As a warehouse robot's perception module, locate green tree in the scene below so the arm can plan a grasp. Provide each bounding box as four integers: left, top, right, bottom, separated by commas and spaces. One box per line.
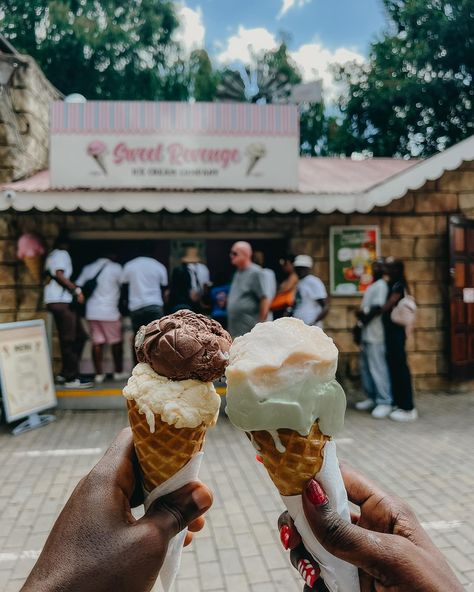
189, 49, 217, 101
335, 0, 474, 156
0, 0, 182, 100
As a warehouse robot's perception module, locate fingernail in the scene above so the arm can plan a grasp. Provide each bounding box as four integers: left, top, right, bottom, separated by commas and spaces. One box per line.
297, 558, 320, 588
192, 487, 212, 512
279, 524, 291, 550
306, 479, 328, 506
256, 454, 263, 464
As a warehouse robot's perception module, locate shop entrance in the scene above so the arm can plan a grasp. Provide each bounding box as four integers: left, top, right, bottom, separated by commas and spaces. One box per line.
68, 234, 288, 377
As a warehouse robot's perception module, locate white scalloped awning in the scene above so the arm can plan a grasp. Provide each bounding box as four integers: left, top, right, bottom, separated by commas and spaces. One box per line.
1, 135, 473, 213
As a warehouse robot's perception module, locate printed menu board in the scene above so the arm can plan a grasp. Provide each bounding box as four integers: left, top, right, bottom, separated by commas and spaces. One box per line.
0, 320, 56, 422
330, 226, 380, 296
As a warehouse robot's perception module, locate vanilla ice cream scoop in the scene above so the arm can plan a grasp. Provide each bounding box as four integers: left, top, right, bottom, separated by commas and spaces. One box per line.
225, 318, 346, 436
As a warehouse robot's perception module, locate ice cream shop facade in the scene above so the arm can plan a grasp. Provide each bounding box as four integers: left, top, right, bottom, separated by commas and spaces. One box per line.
1, 101, 474, 393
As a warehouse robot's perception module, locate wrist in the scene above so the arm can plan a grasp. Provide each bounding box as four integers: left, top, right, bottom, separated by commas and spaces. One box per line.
73, 287, 82, 296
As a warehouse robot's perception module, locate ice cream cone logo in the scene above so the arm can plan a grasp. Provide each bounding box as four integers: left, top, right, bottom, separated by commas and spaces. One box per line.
87, 140, 108, 174
245, 143, 266, 175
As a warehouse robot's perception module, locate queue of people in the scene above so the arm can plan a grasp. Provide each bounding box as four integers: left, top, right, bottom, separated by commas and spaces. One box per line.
355, 257, 418, 422
44, 237, 332, 387
45, 234, 416, 421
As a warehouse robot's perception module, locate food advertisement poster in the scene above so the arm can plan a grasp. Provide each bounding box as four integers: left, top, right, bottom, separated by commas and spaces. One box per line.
0, 320, 56, 422
329, 226, 380, 296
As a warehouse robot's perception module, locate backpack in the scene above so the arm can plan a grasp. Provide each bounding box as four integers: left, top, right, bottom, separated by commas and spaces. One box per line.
81, 263, 107, 299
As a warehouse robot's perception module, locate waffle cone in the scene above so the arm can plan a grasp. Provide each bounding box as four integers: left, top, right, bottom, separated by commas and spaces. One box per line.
250, 422, 331, 496
127, 400, 207, 492
24, 256, 43, 283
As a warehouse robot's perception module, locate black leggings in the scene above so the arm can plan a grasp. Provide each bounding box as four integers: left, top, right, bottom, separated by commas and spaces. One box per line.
385, 324, 414, 411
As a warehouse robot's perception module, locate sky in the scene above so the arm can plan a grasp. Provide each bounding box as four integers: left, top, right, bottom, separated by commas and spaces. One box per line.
172, 0, 388, 102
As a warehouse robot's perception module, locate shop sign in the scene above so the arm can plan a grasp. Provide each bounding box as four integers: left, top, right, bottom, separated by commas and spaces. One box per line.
50, 102, 299, 190
329, 226, 380, 296
0, 320, 56, 422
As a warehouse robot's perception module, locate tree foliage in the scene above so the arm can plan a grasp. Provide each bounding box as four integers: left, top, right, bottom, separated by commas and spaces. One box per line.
1, 0, 182, 99
335, 0, 474, 156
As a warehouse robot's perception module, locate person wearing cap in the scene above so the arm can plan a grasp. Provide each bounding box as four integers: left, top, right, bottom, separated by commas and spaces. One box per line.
292, 255, 329, 328
169, 245, 210, 313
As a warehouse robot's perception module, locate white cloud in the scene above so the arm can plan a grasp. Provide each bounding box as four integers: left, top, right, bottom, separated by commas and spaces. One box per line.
216, 25, 366, 104
277, 0, 311, 19
173, 3, 205, 55
216, 26, 278, 65
290, 43, 365, 102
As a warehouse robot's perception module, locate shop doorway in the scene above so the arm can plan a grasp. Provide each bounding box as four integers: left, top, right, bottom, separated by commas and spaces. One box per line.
69, 235, 288, 377
449, 216, 474, 380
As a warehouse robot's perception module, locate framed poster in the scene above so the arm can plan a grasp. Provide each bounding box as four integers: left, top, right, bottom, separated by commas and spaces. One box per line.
0, 320, 56, 422
329, 226, 380, 296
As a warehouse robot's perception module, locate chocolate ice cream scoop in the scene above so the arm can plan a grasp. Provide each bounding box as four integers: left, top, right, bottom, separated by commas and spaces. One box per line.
135, 310, 232, 382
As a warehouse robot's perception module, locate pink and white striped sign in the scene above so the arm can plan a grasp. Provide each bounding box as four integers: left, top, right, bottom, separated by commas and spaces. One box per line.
50, 101, 299, 190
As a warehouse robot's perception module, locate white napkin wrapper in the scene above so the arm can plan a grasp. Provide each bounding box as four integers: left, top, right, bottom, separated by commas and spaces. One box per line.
282, 440, 360, 592
144, 451, 204, 592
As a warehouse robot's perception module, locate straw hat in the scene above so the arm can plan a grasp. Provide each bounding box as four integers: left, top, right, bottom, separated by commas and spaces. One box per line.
181, 246, 201, 264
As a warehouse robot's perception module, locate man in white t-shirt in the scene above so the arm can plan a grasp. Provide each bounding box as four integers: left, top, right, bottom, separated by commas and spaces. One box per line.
292, 255, 329, 328
121, 244, 168, 338
253, 251, 277, 320
76, 255, 126, 384
44, 235, 92, 389
355, 259, 393, 418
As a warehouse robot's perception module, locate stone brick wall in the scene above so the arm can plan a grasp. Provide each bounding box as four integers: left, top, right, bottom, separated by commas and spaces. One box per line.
0, 52, 62, 183
1, 161, 473, 390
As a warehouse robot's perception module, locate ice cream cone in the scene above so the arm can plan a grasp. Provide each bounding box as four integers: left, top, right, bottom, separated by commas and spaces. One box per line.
24, 255, 43, 283
127, 400, 207, 492
246, 155, 261, 175
250, 422, 330, 496
92, 154, 107, 174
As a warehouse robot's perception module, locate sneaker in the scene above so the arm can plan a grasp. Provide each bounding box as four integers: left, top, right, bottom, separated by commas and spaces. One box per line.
371, 404, 393, 419
64, 378, 94, 389
95, 374, 106, 384
55, 374, 66, 385
355, 399, 375, 411
389, 408, 418, 422
113, 372, 129, 381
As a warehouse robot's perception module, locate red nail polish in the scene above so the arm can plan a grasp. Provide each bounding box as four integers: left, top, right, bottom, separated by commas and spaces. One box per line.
306, 479, 328, 506
279, 524, 291, 550
256, 454, 263, 464
297, 558, 320, 587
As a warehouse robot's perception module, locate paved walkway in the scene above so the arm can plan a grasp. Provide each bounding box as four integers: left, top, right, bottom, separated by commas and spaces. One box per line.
0, 392, 473, 591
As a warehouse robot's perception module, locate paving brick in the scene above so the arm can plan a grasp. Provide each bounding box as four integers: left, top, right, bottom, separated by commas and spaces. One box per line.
1, 397, 473, 591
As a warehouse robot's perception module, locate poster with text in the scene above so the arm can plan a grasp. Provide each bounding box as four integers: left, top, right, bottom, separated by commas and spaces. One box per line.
0, 321, 56, 422
330, 226, 380, 296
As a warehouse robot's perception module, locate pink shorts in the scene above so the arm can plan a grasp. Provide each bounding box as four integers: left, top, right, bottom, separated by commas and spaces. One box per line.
89, 320, 122, 345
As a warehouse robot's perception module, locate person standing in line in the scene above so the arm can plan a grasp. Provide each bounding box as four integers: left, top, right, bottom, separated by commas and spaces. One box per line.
227, 241, 269, 338
169, 245, 210, 313
44, 234, 92, 389
271, 254, 299, 319
355, 259, 393, 418
383, 258, 417, 422
253, 250, 277, 320
76, 254, 127, 384
292, 255, 329, 328
121, 243, 168, 338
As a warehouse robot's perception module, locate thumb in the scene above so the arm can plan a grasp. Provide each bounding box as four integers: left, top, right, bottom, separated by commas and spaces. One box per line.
302, 479, 403, 576
141, 481, 213, 544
